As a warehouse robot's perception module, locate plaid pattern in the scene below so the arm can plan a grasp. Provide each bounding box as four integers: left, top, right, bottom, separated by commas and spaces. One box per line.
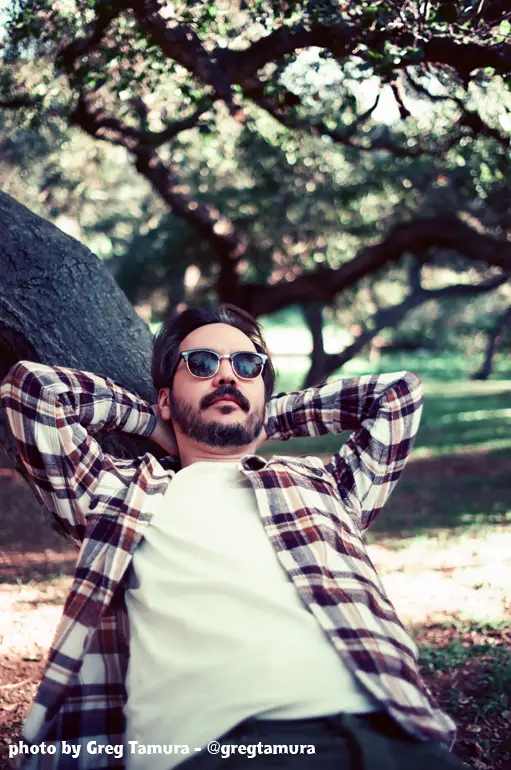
1, 362, 456, 769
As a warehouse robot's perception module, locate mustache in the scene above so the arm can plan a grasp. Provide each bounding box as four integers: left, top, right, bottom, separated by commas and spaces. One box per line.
200, 384, 250, 413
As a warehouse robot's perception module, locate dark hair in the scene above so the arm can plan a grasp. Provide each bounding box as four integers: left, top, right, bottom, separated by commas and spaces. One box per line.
151, 304, 276, 401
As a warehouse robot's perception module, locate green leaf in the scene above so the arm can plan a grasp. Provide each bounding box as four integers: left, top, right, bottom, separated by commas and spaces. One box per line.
499, 20, 510, 36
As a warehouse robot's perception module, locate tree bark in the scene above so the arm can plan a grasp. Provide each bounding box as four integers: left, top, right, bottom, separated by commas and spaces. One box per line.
0, 190, 157, 473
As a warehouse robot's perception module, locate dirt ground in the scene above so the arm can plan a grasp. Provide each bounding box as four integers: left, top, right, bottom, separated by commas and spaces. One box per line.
1, 456, 510, 769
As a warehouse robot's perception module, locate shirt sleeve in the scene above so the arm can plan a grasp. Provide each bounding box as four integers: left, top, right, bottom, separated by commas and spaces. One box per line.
0, 361, 157, 540
265, 371, 423, 531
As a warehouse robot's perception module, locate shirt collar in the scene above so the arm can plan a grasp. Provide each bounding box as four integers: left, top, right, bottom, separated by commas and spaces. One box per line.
241, 454, 268, 471
159, 453, 268, 473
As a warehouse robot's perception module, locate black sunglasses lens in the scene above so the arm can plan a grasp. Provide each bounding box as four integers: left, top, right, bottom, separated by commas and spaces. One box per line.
187, 351, 219, 377
233, 353, 263, 378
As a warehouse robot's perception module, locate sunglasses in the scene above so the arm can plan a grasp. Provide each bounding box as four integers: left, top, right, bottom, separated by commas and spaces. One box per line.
179, 349, 268, 380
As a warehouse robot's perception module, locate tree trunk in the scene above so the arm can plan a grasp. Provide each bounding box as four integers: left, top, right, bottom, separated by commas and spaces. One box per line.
472, 305, 511, 380
301, 303, 328, 388
0, 190, 157, 475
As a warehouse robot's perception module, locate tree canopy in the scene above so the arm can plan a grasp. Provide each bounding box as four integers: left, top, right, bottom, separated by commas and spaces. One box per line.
1, 0, 510, 381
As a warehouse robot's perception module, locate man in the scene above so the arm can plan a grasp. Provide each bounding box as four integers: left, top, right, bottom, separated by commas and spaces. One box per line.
1, 304, 465, 770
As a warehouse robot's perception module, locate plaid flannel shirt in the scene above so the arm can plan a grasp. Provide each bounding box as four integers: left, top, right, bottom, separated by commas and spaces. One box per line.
1, 361, 456, 769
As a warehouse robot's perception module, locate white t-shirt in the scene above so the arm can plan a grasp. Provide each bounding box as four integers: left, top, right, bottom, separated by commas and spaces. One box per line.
124, 461, 378, 769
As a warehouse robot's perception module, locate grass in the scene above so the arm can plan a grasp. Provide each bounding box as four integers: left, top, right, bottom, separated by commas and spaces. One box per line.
418, 623, 511, 721
367, 446, 511, 538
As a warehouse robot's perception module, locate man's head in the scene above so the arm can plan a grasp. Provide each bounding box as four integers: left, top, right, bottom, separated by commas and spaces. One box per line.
151, 305, 275, 450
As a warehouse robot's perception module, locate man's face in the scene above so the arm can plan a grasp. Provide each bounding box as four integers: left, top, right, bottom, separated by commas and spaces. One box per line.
168, 323, 267, 448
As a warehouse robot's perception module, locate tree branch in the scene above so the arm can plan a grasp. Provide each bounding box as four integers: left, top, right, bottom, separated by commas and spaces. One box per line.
472, 303, 511, 379
360, 30, 511, 76
147, 100, 213, 147
215, 24, 511, 84
134, 146, 246, 297
71, 92, 245, 297
57, 2, 122, 73
459, 106, 510, 150
421, 35, 511, 76
405, 70, 510, 150
0, 95, 42, 109
71, 92, 212, 149
71, 94, 144, 148
301, 302, 327, 387
242, 217, 511, 316
319, 273, 508, 381
247, 87, 436, 158
390, 77, 412, 119
215, 22, 356, 84
128, 0, 240, 116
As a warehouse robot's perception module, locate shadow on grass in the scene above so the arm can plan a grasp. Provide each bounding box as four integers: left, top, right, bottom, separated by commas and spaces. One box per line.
418, 385, 511, 453
413, 619, 511, 770
368, 447, 511, 539
0, 470, 77, 584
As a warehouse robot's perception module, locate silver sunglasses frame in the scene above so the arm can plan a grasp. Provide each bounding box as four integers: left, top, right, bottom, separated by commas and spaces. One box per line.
179, 349, 268, 380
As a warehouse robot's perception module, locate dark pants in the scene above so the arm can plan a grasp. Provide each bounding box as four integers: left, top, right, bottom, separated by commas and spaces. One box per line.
179, 712, 467, 769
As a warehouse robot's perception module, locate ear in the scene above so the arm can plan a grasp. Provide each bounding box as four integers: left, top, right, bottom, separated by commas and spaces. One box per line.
157, 387, 171, 421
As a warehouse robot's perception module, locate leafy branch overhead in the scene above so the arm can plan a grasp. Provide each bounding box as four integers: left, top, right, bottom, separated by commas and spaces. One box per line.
1, 0, 511, 380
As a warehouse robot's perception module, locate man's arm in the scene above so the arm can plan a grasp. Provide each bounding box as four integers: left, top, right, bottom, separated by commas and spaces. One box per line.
265, 372, 423, 531
0, 361, 158, 540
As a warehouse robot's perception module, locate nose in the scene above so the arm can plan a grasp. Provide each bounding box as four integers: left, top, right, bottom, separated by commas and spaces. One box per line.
212, 356, 238, 387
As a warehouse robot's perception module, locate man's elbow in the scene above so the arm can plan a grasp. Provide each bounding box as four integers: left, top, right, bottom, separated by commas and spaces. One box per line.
1, 361, 42, 402
403, 371, 423, 393
397, 372, 424, 411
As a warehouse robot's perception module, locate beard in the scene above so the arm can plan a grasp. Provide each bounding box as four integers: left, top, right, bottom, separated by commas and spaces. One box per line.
169, 391, 265, 448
